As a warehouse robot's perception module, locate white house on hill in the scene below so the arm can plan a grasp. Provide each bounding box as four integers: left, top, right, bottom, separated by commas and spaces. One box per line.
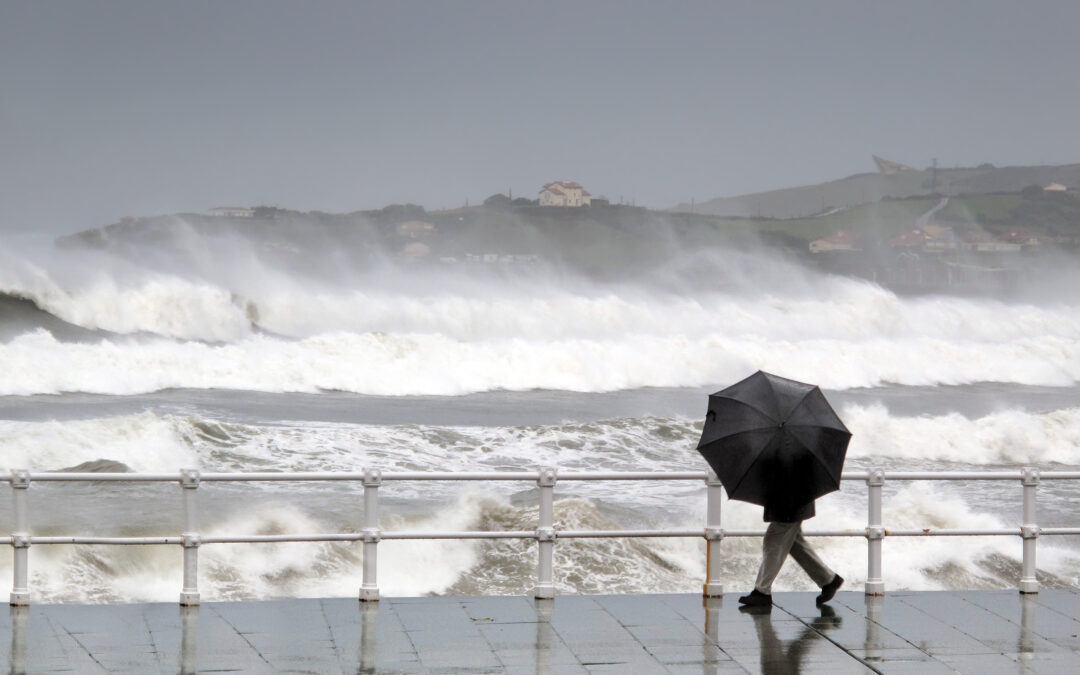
539, 181, 591, 207
209, 206, 255, 217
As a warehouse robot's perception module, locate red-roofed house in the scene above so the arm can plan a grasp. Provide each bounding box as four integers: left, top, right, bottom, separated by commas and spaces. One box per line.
809, 230, 860, 253
889, 229, 928, 248
961, 230, 1021, 253
539, 181, 591, 207
1002, 228, 1042, 250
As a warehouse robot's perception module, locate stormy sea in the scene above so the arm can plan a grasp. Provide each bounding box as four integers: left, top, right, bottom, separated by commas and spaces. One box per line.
2, 215, 1079, 604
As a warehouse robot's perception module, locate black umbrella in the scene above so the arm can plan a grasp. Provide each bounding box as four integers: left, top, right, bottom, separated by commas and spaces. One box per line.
697, 371, 851, 516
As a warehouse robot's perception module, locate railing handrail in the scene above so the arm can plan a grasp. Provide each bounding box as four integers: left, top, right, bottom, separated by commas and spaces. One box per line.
4, 466, 1078, 606
8, 469, 1080, 482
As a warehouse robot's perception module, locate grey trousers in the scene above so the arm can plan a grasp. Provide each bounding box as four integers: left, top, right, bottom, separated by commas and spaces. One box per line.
753, 521, 836, 594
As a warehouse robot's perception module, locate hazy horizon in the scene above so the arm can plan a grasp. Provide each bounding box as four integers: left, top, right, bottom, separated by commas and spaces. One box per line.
4, 0, 1080, 235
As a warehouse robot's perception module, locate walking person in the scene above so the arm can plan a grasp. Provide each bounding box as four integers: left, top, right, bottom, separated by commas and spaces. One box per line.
738, 499, 843, 608
696, 371, 851, 608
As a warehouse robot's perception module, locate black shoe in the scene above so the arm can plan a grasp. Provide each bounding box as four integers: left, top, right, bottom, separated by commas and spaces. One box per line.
738, 589, 772, 607
816, 575, 843, 605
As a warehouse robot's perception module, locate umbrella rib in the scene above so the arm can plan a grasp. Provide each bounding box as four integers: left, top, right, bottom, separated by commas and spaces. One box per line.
790, 387, 851, 433
787, 388, 815, 419
786, 432, 843, 486
711, 394, 779, 424
726, 440, 773, 500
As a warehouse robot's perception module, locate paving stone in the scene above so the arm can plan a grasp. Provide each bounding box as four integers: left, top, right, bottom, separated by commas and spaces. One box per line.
5, 592, 1080, 672
847, 646, 953, 668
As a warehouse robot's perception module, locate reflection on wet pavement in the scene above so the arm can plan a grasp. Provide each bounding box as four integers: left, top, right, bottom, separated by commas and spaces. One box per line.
3, 590, 1080, 672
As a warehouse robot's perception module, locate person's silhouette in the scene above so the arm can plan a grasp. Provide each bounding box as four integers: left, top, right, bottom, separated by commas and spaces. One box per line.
738, 500, 843, 607
741, 603, 842, 673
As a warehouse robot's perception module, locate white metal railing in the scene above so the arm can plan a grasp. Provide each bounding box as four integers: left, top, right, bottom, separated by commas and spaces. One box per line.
4, 467, 1080, 606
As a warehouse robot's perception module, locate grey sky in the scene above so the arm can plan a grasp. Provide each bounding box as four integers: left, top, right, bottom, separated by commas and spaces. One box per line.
3, 0, 1080, 234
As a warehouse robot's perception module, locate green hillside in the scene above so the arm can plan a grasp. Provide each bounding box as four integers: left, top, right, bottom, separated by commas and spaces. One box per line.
753, 199, 936, 240
683, 163, 1080, 220
696, 191, 1080, 245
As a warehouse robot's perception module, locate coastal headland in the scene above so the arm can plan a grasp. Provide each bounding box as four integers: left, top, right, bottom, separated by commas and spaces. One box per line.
55, 161, 1080, 295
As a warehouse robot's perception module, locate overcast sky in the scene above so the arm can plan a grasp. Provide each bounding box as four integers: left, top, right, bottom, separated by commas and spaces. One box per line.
3, 1, 1080, 234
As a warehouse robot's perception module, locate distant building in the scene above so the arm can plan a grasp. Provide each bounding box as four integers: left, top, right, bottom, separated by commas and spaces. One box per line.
890, 229, 929, 248
396, 221, 436, 238
1002, 228, 1042, 250
1044, 183, 1069, 192
539, 181, 591, 207
922, 225, 960, 253
960, 231, 1021, 253
209, 207, 254, 217
809, 230, 860, 253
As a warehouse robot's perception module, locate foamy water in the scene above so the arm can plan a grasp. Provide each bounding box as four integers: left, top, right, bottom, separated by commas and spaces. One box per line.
2, 282, 1080, 396
1, 231, 1078, 602
1, 403, 1078, 603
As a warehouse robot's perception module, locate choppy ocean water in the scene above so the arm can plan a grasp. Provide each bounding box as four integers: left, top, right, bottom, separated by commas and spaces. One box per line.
2, 225, 1079, 602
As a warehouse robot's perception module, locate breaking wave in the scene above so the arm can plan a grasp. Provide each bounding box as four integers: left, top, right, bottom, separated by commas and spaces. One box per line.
4, 220, 1079, 604
4, 232, 1080, 395
1, 403, 1078, 603
5, 405, 1080, 478
2, 322, 1079, 396
3, 487, 1077, 604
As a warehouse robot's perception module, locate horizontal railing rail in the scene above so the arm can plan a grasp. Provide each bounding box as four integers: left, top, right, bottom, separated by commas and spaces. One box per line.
4, 467, 1079, 605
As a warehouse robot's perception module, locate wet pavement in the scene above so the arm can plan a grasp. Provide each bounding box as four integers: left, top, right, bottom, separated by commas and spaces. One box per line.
2, 590, 1079, 673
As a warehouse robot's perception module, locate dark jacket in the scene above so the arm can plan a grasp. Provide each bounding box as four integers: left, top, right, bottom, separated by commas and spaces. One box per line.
764, 500, 815, 523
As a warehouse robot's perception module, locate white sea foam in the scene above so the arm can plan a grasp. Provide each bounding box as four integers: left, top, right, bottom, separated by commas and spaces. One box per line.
0, 254, 253, 341
5, 240, 1080, 395
2, 324, 1080, 397
3, 404, 1078, 479
3, 404, 1078, 601
4, 233, 1079, 602
845, 404, 1080, 464
0, 411, 198, 472
3, 482, 1076, 603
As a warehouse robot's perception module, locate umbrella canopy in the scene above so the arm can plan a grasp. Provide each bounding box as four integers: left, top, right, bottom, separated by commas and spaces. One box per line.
697, 371, 851, 516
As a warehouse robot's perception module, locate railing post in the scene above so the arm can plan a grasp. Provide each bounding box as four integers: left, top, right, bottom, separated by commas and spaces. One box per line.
1019, 467, 1040, 594
9, 470, 30, 606
703, 470, 724, 597
533, 466, 557, 599
10, 605, 27, 672
865, 469, 885, 596
360, 469, 381, 602
360, 602, 379, 671
179, 469, 200, 606
180, 605, 198, 674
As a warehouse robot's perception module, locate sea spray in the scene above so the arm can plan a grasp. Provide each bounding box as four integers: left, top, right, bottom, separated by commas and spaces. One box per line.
844, 404, 1080, 465
0, 411, 198, 472
2, 406, 1078, 602
1, 485, 1075, 604
3, 328, 1080, 397
4, 237, 1080, 396
3, 405, 1079, 478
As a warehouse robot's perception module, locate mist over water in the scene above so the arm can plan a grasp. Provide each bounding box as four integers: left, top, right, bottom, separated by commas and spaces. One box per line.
3, 221, 1080, 396
1, 220, 1079, 602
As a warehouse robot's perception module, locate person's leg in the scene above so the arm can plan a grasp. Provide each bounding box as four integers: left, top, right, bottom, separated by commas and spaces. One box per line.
788, 526, 836, 587
788, 525, 844, 604
753, 522, 801, 594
